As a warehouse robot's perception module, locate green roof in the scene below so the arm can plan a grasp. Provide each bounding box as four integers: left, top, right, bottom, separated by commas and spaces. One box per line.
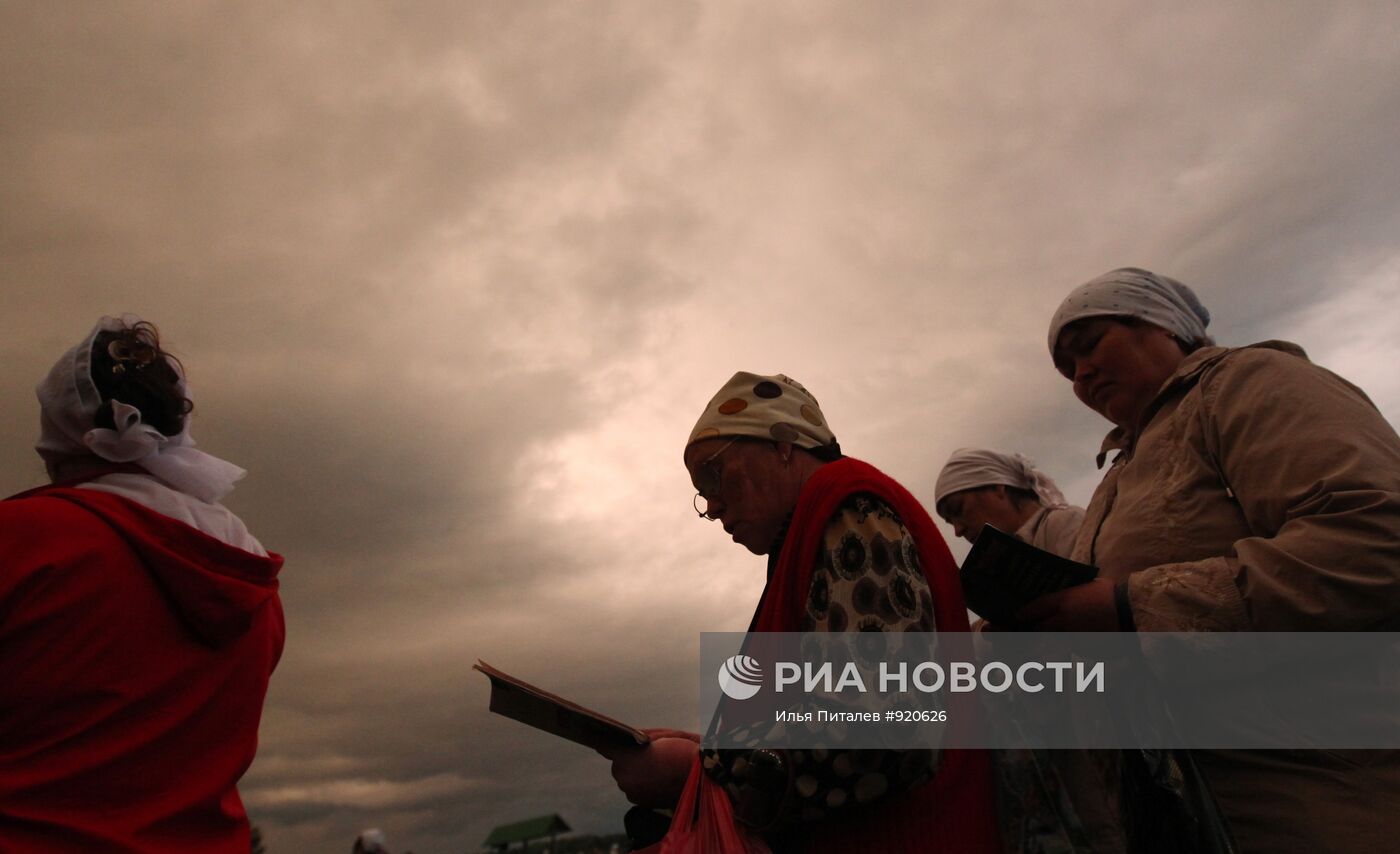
483, 814, 571, 846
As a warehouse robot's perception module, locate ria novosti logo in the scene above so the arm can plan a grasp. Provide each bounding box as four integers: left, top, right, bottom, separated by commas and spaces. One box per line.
717, 654, 763, 700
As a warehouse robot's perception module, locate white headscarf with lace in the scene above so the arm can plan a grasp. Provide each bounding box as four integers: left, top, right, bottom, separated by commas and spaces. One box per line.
35, 316, 245, 503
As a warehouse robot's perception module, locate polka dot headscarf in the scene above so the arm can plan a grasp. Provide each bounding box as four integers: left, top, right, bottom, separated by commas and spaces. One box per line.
687, 372, 837, 452
1047, 267, 1212, 357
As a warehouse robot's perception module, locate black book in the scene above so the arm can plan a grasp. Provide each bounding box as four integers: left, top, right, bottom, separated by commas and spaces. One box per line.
959, 525, 1098, 625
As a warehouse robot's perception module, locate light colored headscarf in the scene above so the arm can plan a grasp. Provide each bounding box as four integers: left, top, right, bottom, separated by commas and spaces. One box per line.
687, 371, 837, 451
1047, 267, 1213, 356
35, 316, 246, 503
934, 447, 1068, 510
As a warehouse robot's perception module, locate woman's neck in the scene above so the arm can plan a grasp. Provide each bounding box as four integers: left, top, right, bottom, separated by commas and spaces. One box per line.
47, 456, 144, 486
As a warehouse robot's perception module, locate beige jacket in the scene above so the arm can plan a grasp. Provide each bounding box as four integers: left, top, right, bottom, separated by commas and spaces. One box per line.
1073, 340, 1400, 631
1072, 341, 1400, 853
1016, 504, 1085, 559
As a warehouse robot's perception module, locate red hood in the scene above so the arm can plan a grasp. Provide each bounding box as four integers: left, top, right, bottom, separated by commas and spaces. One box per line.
22, 486, 283, 648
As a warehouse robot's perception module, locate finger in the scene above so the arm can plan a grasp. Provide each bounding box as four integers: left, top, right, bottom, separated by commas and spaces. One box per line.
1014, 589, 1066, 625
609, 760, 633, 786
1028, 602, 1081, 631
642, 728, 697, 741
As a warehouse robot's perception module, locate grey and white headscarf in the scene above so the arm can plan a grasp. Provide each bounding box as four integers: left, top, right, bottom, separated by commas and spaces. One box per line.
934, 447, 1068, 510
1047, 267, 1213, 356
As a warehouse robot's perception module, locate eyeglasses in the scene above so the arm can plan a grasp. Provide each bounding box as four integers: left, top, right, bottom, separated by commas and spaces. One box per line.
691, 438, 738, 520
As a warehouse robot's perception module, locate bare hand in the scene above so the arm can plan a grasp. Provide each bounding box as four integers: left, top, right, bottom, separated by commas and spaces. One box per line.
602, 737, 697, 808
594, 728, 698, 762
641, 728, 700, 743
1014, 579, 1123, 631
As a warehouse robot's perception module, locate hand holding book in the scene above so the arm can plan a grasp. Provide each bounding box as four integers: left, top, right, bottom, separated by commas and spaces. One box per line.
473, 660, 650, 752
958, 525, 1099, 627
1013, 577, 1124, 631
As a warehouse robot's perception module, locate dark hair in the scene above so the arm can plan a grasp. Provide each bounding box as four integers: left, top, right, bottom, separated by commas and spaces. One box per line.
701, 435, 844, 463
89, 321, 193, 437
948, 484, 1041, 512
1116, 315, 1214, 355
1177, 335, 1214, 355
1005, 485, 1041, 508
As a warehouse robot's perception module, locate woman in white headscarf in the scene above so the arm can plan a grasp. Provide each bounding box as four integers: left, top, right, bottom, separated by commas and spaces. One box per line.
0, 317, 284, 853
935, 449, 1125, 854
934, 447, 1084, 556
1021, 268, 1400, 854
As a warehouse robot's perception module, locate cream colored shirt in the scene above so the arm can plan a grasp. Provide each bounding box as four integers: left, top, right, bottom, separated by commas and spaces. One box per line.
1015, 504, 1085, 559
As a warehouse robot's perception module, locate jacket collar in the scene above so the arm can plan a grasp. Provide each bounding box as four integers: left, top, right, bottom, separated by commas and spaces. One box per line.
1094, 340, 1309, 468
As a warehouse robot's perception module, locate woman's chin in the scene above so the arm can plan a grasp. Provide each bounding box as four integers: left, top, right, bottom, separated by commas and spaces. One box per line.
1099, 400, 1133, 430
735, 532, 766, 555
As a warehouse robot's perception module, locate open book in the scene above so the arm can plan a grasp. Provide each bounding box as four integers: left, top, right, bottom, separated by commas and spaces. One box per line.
958, 525, 1098, 625
474, 660, 650, 752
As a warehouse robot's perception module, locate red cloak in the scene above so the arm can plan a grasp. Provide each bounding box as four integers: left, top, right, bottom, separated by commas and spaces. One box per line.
751, 457, 1000, 854
0, 484, 284, 852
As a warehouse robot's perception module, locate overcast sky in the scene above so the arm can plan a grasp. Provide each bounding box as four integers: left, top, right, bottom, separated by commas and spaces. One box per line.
5, 3, 1400, 852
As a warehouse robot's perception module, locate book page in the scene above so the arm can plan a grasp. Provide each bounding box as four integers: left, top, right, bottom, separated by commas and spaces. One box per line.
474, 660, 650, 752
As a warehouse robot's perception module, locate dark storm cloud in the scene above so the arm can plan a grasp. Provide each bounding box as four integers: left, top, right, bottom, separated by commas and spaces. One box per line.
6, 2, 1400, 852
3, 2, 703, 850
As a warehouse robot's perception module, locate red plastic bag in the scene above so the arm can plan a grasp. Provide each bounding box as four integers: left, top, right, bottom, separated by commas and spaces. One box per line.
657, 756, 772, 854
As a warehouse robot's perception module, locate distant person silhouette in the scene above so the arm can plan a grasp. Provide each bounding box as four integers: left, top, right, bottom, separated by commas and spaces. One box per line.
353, 828, 389, 853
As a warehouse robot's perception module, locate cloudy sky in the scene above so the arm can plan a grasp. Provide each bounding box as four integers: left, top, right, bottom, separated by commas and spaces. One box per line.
5, 2, 1400, 851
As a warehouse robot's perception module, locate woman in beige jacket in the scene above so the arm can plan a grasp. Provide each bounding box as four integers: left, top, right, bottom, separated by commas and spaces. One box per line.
1020, 267, 1400, 853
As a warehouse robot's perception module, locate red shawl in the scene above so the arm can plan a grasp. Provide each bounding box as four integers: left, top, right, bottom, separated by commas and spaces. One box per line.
0, 485, 283, 853
751, 457, 1000, 854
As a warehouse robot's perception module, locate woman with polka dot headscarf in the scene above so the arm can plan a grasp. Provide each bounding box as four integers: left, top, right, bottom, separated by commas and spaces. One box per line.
1024, 268, 1400, 853
600, 372, 1000, 854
